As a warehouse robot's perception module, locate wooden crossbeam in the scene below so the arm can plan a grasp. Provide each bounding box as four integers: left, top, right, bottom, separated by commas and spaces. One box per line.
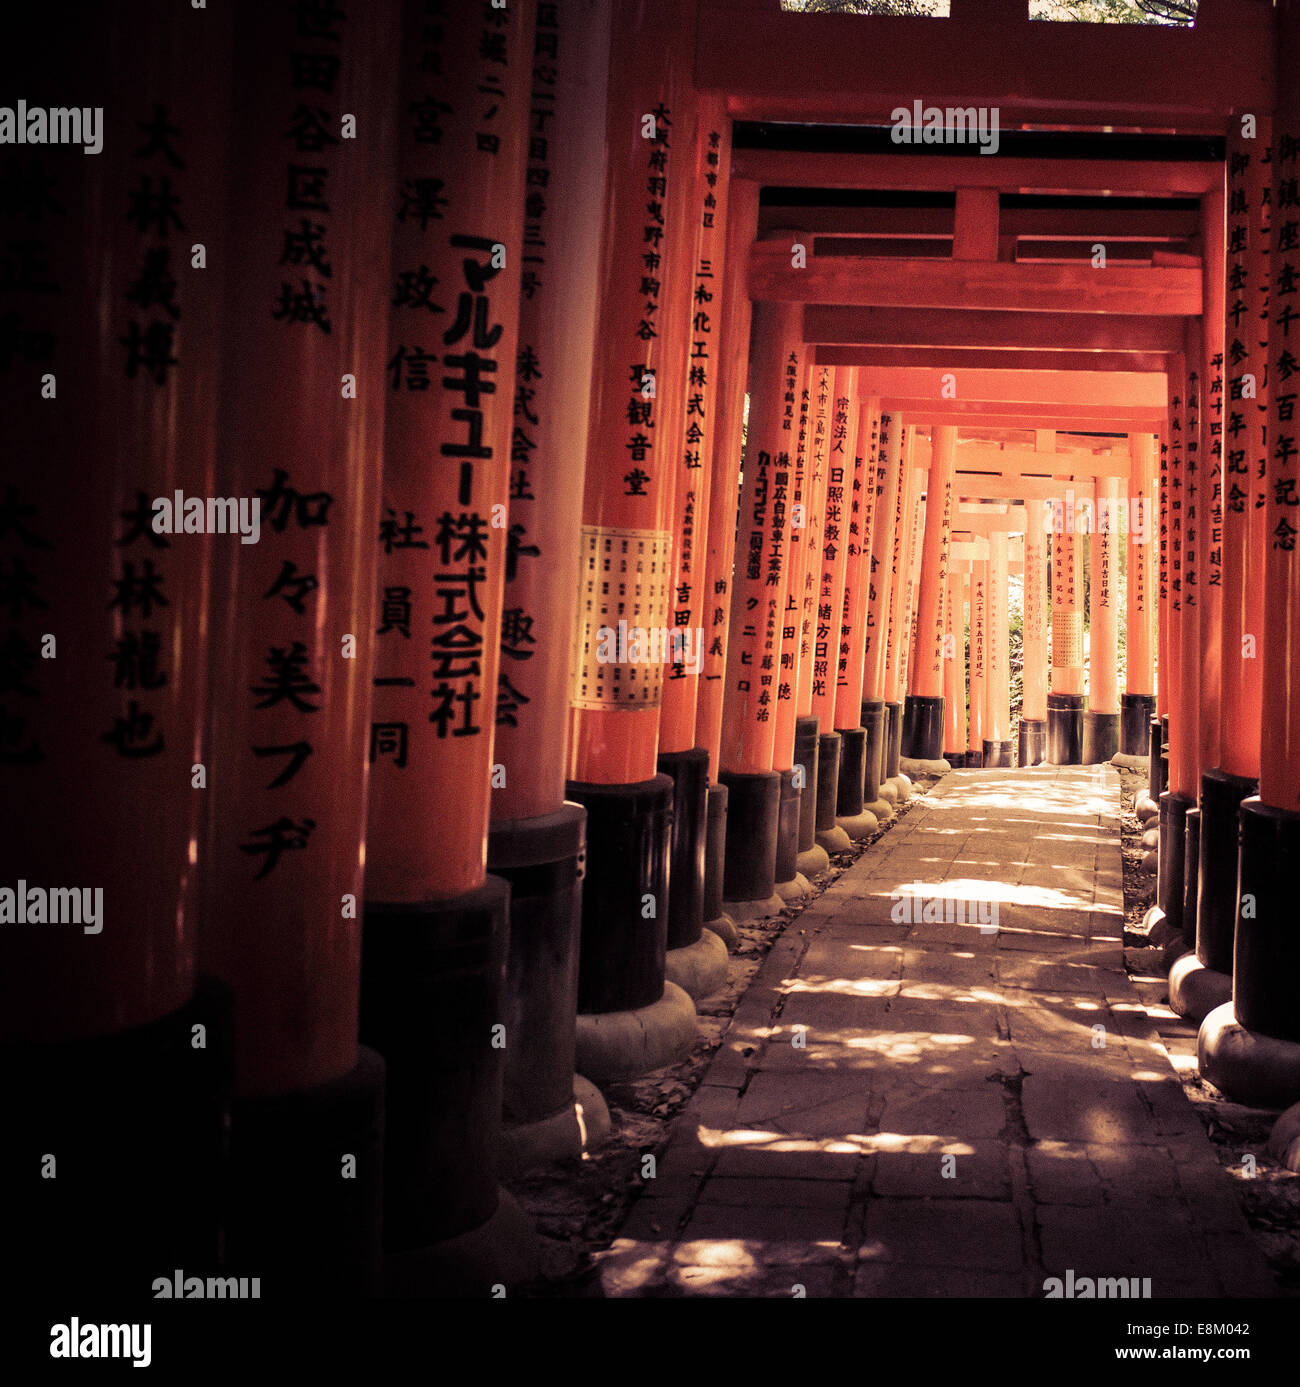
759, 206, 1198, 242
882, 400, 1164, 428
816, 347, 1170, 374
864, 368, 1164, 407
751, 245, 1202, 315
805, 306, 1185, 352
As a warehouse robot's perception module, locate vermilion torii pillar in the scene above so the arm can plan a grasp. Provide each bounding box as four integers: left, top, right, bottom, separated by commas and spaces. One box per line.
718, 301, 803, 915
1175, 118, 1271, 1025
790, 360, 832, 880
832, 395, 882, 841
1202, 6, 1300, 1107
968, 557, 988, 767
984, 529, 1014, 767
359, 0, 538, 1292
197, 2, 399, 1293
809, 366, 857, 853
1179, 323, 1207, 947
882, 445, 922, 796
696, 179, 758, 952
1020, 497, 1049, 767
903, 424, 956, 763
1123, 433, 1158, 757
564, 0, 699, 1082
943, 568, 968, 767
485, 0, 613, 1175
1048, 505, 1084, 766
656, 92, 731, 1003
861, 413, 905, 818
1083, 475, 1121, 764
2, 2, 230, 1298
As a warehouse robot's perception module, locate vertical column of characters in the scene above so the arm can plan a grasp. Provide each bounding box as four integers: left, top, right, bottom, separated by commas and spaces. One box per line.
832, 397, 881, 732
943, 568, 966, 763
1126, 436, 1156, 700
201, 0, 399, 1100
772, 353, 812, 771
968, 556, 987, 763
1183, 323, 1205, 783
1090, 475, 1121, 716
1166, 354, 1194, 798
1021, 497, 1049, 755
795, 365, 833, 720
1199, 184, 1227, 784
985, 530, 1010, 762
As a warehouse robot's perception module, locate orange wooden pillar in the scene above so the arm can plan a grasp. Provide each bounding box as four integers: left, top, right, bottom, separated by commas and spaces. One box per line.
968, 558, 988, 766
807, 367, 859, 851
1020, 497, 1049, 766
1123, 434, 1158, 754
1181, 117, 1271, 1022
187, 2, 398, 1293
717, 302, 806, 907
984, 529, 1013, 767
1047, 489, 1084, 766
656, 93, 733, 998
903, 424, 956, 761
943, 567, 968, 765
563, 0, 698, 1077
1201, 3, 1300, 1103
832, 396, 882, 839
483, 0, 613, 1172
1083, 475, 1122, 763
696, 179, 758, 946
861, 412, 905, 811
1, 2, 231, 1296
883, 443, 922, 788
790, 361, 832, 877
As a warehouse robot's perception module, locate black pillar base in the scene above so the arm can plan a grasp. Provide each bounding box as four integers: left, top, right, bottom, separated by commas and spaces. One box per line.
1018, 718, 1047, 768
776, 766, 802, 882
885, 699, 904, 779
945, 750, 967, 768
1157, 790, 1194, 946
657, 747, 710, 952
1196, 767, 1258, 976
982, 738, 1014, 768
1047, 692, 1084, 765
1182, 806, 1202, 950
966, 747, 985, 768
1234, 797, 1300, 1042
902, 693, 945, 761
703, 781, 729, 924
1082, 710, 1121, 765
718, 768, 781, 903
565, 775, 673, 1014
793, 715, 821, 852
1148, 716, 1165, 801
861, 700, 886, 802
4, 980, 231, 1302
488, 804, 586, 1132
836, 725, 867, 817
362, 878, 510, 1262
815, 731, 842, 831
1121, 693, 1157, 756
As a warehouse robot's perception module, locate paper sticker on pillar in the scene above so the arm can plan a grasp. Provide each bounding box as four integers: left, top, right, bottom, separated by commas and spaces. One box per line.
890, 102, 1000, 155
572, 525, 673, 709
1043, 491, 1149, 543
0, 882, 103, 934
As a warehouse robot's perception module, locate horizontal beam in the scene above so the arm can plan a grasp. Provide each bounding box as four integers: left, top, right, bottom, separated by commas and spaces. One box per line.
751, 245, 1202, 315
806, 306, 1186, 352
759, 205, 1198, 242
733, 149, 1223, 197
811, 237, 1191, 263
951, 474, 1093, 501
955, 447, 1130, 477
864, 367, 1164, 407
817, 346, 1170, 374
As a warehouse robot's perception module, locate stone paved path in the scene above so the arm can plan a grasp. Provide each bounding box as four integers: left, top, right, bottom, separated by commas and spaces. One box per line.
600, 765, 1277, 1298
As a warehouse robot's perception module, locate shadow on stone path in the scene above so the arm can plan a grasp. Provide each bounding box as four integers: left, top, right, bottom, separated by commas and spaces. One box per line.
599, 765, 1277, 1298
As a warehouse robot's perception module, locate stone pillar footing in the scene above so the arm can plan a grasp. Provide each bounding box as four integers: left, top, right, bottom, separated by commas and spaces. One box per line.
1169, 952, 1233, 1026
1018, 718, 1047, 767
1196, 768, 1258, 978
500, 1073, 612, 1175
566, 775, 673, 1014
797, 842, 830, 878
1157, 790, 1194, 947
1047, 692, 1084, 765
703, 910, 739, 950
1081, 710, 1120, 765
1199, 1003, 1300, 1109
718, 768, 781, 906
1234, 797, 1300, 1041
902, 693, 945, 761
981, 739, 1013, 769
775, 872, 812, 903
1121, 693, 1156, 756
575, 981, 697, 1083
361, 879, 512, 1267
385, 1187, 541, 1297
665, 927, 729, 1001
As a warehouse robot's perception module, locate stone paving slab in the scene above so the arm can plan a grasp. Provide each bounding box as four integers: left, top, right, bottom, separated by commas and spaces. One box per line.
599, 766, 1278, 1299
